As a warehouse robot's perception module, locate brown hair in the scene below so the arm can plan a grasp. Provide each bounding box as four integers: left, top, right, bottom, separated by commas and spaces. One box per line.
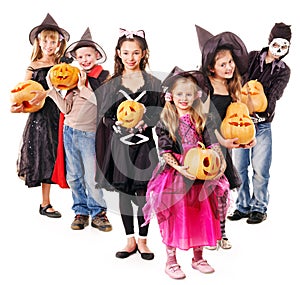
112, 36, 149, 78
207, 48, 242, 101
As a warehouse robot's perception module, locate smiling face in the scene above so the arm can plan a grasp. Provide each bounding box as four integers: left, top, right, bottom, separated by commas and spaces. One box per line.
49, 63, 80, 90
75, 46, 100, 71
220, 101, 255, 145
38, 30, 60, 56
171, 78, 198, 116
210, 49, 236, 80
117, 40, 145, 72
116, 100, 145, 128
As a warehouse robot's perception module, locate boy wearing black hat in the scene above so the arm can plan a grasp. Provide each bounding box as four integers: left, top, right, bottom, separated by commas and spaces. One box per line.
229, 22, 292, 224
48, 28, 112, 231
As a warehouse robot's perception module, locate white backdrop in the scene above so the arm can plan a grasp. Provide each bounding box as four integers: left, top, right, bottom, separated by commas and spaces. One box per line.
0, 1, 299, 284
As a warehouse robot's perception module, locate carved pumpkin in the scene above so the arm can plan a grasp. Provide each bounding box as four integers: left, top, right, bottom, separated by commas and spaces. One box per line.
241, 80, 267, 113
10, 80, 45, 113
49, 63, 80, 90
117, 100, 145, 128
220, 101, 255, 145
184, 142, 221, 180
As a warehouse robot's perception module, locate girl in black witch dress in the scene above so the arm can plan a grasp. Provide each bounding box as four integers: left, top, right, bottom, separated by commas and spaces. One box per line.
195, 25, 255, 249
11, 14, 69, 218
95, 28, 163, 260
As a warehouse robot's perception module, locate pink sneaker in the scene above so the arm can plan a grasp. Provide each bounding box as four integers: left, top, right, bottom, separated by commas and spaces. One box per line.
191, 258, 215, 274
165, 264, 186, 279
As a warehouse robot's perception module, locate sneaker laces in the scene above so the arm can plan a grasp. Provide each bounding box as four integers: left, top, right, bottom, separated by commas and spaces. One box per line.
75, 214, 87, 220
95, 212, 109, 222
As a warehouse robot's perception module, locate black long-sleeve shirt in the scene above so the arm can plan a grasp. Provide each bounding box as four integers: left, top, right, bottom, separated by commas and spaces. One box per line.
245, 47, 291, 123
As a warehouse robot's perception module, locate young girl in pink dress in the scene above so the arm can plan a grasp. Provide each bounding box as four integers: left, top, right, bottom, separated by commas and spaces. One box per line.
143, 67, 229, 279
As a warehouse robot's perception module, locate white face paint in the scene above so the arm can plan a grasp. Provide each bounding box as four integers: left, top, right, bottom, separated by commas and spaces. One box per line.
269, 38, 290, 57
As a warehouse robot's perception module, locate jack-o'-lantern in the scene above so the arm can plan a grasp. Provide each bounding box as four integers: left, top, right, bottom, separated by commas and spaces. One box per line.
184, 142, 221, 180
241, 80, 267, 113
10, 80, 45, 113
220, 101, 255, 145
117, 100, 145, 128
49, 63, 80, 90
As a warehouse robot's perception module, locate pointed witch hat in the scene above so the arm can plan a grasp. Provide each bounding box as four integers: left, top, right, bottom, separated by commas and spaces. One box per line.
64, 27, 107, 64
195, 25, 214, 54
195, 24, 248, 75
29, 13, 70, 45
161, 66, 184, 91
161, 66, 207, 94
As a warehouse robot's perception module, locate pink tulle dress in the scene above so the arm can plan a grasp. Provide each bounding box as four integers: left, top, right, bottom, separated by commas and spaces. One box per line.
143, 114, 229, 250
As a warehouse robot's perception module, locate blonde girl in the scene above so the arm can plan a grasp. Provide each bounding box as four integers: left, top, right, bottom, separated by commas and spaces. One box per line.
143, 68, 229, 279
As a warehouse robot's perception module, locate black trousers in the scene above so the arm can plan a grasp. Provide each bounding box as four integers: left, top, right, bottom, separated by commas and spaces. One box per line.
119, 189, 149, 237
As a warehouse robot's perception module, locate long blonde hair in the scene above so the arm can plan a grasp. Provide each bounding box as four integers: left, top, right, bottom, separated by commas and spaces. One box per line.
161, 76, 206, 142
31, 30, 67, 63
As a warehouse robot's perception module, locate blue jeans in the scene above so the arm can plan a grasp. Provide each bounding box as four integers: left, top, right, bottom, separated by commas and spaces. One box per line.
63, 125, 107, 218
233, 123, 272, 214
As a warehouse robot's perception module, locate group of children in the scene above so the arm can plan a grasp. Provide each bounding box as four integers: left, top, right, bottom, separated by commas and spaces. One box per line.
11, 13, 292, 280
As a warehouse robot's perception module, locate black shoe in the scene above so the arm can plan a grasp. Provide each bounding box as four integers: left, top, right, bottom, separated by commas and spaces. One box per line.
246, 211, 267, 224
116, 245, 138, 259
39, 204, 62, 218
227, 209, 249, 221
137, 249, 154, 260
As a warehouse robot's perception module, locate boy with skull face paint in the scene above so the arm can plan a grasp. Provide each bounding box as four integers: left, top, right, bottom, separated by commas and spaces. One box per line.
229, 22, 292, 224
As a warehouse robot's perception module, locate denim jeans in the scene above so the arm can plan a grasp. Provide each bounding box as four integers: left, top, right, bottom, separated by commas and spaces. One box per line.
233, 123, 272, 214
63, 125, 107, 218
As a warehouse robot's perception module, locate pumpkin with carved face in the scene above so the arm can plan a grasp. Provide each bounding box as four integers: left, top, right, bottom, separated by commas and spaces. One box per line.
220, 101, 255, 145
241, 80, 267, 113
49, 63, 80, 90
184, 142, 221, 180
117, 100, 145, 128
10, 80, 45, 113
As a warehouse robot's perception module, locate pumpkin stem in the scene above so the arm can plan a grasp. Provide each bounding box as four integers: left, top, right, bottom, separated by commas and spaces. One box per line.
197, 141, 205, 149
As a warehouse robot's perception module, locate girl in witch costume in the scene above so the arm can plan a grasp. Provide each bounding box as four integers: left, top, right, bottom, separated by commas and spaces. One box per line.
47, 28, 112, 231
195, 25, 255, 249
142, 67, 229, 279
10, 13, 70, 218
95, 28, 163, 260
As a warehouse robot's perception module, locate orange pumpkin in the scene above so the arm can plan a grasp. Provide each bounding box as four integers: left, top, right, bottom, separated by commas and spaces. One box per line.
117, 100, 145, 128
220, 101, 255, 145
49, 63, 80, 90
10, 80, 45, 113
184, 142, 221, 180
241, 80, 267, 113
